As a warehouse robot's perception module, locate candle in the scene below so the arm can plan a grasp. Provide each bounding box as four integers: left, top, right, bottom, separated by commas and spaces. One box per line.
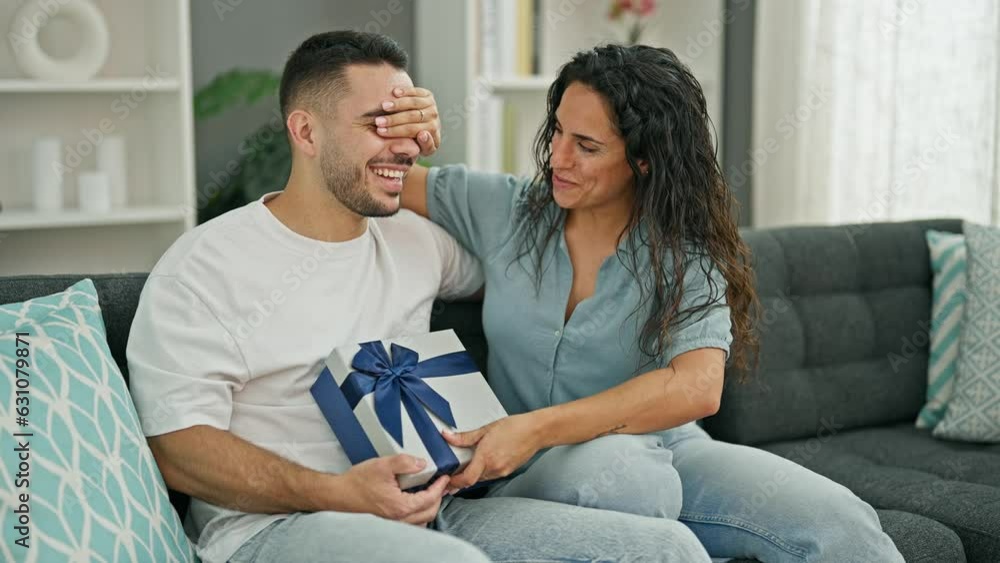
32, 137, 64, 212
78, 172, 112, 213
97, 135, 128, 208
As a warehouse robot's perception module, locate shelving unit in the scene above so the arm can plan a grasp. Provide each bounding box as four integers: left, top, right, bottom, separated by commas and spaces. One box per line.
0, 79, 181, 93
485, 76, 557, 94
0, 0, 195, 275
0, 206, 189, 231
416, 0, 726, 177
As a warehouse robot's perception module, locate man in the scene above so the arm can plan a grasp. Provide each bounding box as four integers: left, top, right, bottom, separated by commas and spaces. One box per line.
127, 31, 711, 563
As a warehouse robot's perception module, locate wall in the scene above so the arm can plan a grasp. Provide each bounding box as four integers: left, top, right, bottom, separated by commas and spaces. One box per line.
722, 0, 755, 227
190, 0, 415, 212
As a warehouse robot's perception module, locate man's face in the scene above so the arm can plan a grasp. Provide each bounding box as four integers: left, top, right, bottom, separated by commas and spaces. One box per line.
319, 64, 420, 217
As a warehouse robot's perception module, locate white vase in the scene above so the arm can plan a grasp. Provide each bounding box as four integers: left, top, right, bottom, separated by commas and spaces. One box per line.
78, 172, 112, 213
32, 137, 63, 212
97, 135, 127, 208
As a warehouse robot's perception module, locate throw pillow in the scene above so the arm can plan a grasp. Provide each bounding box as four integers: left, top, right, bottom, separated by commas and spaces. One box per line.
915, 230, 966, 429
934, 222, 1000, 442
0, 279, 196, 561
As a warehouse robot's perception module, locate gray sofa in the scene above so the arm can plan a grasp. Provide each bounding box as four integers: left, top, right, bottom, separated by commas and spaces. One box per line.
3, 219, 997, 562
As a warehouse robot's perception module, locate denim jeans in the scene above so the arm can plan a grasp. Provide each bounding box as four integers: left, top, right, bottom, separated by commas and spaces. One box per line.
486, 421, 905, 563
230, 487, 712, 562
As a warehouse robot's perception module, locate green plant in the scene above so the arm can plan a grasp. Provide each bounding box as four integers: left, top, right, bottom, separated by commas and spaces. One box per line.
194, 69, 290, 223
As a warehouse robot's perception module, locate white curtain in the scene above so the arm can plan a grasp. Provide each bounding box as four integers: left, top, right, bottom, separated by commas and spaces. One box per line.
751, 0, 1000, 228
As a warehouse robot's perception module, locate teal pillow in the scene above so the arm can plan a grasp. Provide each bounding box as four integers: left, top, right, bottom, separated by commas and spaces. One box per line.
915, 230, 966, 429
0, 279, 196, 561
934, 222, 1000, 442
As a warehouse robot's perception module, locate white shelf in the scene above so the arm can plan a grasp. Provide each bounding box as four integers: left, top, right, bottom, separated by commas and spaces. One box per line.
0, 206, 188, 231
0, 78, 181, 93
486, 76, 555, 94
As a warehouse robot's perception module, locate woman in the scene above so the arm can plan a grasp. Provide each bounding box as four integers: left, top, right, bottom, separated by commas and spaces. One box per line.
387, 44, 903, 562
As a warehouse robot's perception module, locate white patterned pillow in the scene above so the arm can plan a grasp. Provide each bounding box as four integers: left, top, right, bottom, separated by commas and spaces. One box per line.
934, 222, 1000, 442
0, 279, 196, 562
915, 230, 966, 429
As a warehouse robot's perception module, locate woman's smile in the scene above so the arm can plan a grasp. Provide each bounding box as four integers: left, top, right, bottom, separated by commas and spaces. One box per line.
552, 173, 578, 192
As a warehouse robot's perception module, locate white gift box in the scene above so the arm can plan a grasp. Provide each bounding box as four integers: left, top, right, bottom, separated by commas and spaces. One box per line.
312, 329, 508, 490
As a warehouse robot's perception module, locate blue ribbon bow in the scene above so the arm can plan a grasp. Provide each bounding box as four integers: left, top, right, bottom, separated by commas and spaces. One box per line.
311, 341, 479, 482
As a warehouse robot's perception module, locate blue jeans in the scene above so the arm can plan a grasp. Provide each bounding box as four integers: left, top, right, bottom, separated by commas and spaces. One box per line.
230, 488, 712, 562
486, 421, 905, 563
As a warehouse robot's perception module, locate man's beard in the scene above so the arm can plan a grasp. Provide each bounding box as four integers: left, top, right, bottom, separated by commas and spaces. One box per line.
320, 143, 398, 218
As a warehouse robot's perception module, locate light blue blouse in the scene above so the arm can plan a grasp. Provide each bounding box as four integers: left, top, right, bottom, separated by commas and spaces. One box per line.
427, 165, 733, 416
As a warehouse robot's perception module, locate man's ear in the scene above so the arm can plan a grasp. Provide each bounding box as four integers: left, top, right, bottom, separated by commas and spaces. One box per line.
287, 109, 319, 158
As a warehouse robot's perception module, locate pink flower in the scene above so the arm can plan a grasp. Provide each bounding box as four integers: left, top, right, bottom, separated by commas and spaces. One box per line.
608, 0, 631, 20
636, 0, 655, 17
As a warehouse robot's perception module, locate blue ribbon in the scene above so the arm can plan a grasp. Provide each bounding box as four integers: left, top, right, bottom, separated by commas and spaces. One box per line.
311, 341, 479, 480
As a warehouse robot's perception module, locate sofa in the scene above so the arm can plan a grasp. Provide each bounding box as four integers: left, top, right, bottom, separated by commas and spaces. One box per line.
2, 219, 997, 562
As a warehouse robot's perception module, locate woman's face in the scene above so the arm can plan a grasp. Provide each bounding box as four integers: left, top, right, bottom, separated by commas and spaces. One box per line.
549, 82, 637, 212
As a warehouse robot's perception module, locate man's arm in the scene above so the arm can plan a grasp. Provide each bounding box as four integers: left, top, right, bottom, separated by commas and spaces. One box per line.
150, 425, 449, 524
149, 425, 338, 514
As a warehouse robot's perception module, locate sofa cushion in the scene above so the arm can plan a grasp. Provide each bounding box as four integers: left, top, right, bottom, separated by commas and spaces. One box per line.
706, 219, 964, 446
728, 508, 966, 563
876, 509, 967, 563
934, 222, 1000, 442
0, 278, 195, 561
916, 230, 967, 429
762, 423, 1000, 561
431, 300, 488, 374
0, 273, 148, 382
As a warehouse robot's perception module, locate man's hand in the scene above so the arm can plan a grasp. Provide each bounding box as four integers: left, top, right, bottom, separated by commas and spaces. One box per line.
442, 414, 544, 492
338, 454, 449, 526
376, 87, 440, 156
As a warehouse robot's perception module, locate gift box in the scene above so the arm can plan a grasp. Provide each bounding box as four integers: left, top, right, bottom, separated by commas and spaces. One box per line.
311, 329, 509, 490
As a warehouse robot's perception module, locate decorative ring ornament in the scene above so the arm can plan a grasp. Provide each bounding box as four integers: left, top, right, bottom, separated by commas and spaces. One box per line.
10, 0, 111, 81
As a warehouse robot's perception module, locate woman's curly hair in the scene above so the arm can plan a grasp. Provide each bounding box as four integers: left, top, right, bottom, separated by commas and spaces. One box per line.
514, 44, 760, 376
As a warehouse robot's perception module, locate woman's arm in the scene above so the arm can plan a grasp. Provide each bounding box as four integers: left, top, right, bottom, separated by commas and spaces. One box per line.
443, 347, 725, 490
401, 164, 430, 218
534, 347, 724, 444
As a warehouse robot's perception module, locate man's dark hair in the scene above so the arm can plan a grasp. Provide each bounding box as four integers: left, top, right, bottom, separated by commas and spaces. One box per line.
279, 30, 408, 121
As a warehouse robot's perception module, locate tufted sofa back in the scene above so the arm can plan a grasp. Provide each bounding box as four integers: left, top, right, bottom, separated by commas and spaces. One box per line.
702, 219, 964, 445
0, 219, 963, 516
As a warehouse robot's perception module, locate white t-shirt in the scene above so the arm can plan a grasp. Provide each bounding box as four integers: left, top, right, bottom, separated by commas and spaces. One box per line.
126, 191, 483, 563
